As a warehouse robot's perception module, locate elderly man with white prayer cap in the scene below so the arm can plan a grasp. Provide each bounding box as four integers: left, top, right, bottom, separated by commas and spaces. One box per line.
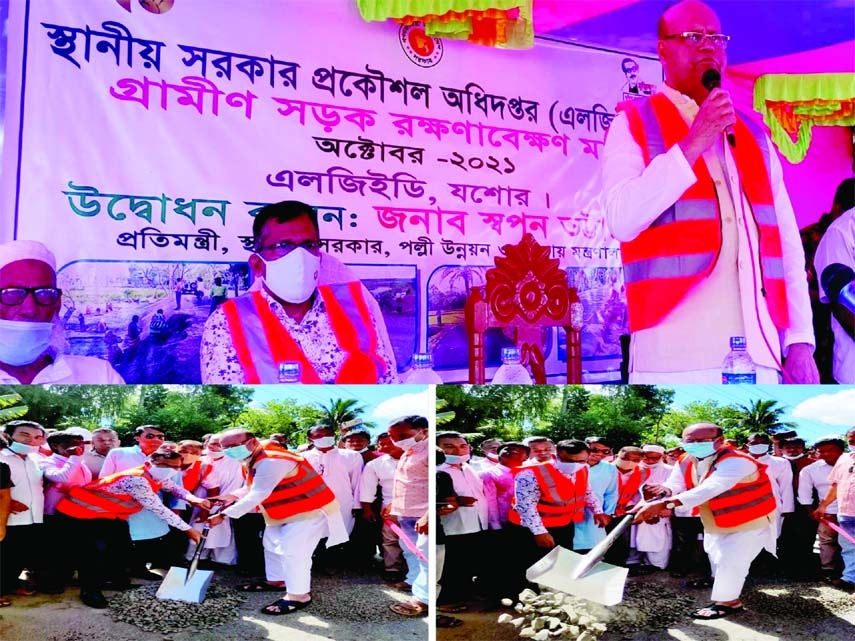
0, 240, 124, 384
626, 444, 674, 572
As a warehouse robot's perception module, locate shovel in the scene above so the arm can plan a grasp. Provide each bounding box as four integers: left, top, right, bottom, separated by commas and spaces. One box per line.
156, 506, 220, 603
525, 514, 634, 606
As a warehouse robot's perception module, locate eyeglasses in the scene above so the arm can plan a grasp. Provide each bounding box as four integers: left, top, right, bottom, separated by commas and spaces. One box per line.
662, 31, 731, 49
255, 240, 322, 260
0, 287, 62, 306
590, 448, 612, 454
142, 433, 165, 440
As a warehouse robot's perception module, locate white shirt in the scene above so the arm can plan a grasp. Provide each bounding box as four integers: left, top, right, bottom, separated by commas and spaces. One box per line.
0, 448, 44, 526
39, 453, 93, 515
205, 454, 246, 495
99, 445, 147, 478
358, 454, 400, 508
798, 459, 839, 514
302, 447, 363, 531
0, 353, 125, 385
813, 207, 855, 383
757, 453, 794, 513
438, 462, 488, 536
602, 85, 813, 378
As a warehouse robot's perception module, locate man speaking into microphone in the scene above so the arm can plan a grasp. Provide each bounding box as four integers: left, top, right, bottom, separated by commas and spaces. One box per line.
602, 0, 818, 384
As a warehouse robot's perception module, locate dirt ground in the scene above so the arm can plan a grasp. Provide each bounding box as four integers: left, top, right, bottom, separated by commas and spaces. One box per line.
436, 571, 855, 641
0, 566, 428, 641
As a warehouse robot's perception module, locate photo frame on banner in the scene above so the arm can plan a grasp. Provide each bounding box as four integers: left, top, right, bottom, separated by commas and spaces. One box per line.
0, 0, 661, 384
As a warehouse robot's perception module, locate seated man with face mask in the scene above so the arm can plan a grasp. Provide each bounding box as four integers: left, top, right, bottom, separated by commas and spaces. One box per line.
0, 240, 124, 384
200, 200, 399, 384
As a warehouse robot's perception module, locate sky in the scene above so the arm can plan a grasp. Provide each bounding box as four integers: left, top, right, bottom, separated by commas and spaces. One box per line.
668, 384, 855, 444
246, 384, 434, 435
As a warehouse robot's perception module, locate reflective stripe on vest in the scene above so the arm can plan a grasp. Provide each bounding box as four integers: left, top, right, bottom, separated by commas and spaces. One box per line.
508, 463, 586, 527
615, 466, 649, 515
56, 466, 159, 520
247, 443, 336, 520
222, 283, 384, 384
617, 94, 789, 331
682, 448, 776, 528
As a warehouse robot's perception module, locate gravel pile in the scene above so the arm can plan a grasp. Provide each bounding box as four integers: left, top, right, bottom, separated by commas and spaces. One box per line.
595, 581, 697, 638
108, 584, 245, 633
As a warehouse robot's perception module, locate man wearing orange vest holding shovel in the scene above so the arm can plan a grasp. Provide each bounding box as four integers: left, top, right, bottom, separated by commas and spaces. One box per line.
205, 427, 347, 615
200, 200, 398, 384
633, 423, 778, 620
55, 450, 206, 609
507, 439, 609, 599
601, 0, 817, 384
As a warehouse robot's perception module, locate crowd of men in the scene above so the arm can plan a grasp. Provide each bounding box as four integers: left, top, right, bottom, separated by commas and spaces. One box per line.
0, 415, 429, 619
436, 426, 855, 626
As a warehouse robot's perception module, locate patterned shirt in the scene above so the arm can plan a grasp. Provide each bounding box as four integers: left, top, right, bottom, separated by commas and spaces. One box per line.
514, 467, 602, 535
200, 286, 398, 384
109, 475, 194, 532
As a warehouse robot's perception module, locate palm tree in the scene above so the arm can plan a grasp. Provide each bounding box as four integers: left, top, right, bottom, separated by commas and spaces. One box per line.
436, 397, 455, 426
735, 399, 796, 436
0, 390, 28, 424
315, 398, 367, 430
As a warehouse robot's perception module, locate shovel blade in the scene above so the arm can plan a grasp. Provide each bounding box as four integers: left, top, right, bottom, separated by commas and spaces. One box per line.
526, 547, 628, 606
156, 566, 214, 603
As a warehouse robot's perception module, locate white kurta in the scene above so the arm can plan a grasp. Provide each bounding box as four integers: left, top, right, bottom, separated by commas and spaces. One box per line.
630, 463, 672, 568
302, 447, 363, 534
664, 454, 778, 602
757, 453, 794, 535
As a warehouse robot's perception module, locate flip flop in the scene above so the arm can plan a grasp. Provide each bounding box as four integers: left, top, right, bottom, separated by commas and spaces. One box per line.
261, 598, 312, 615
389, 601, 428, 617
693, 603, 745, 619
239, 581, 284, 592
437, 615, 464, 628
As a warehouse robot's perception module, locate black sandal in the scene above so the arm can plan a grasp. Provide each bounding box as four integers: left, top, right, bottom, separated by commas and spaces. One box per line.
693, 603, 744, 619
261, 598, 312, 615
437, 615, 464, 628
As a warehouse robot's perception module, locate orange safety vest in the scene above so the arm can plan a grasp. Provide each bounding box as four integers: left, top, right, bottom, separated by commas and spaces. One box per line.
677, 453, 701, 516
56, 466, 161, 520
508, 463, 587, 528
247, 443, 336, 520
679, 447, 776, 528
181, 459, 214, 494
616, 94, 789, 332
615, 466, 650, 516
222, 283, 386, 384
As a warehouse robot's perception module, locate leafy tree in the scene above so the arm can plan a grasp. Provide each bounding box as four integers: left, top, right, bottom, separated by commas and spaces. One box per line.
0, 390, 28, 424
731, 399, 796, 441
238, 399, 324, 445
315, 398, 367, 430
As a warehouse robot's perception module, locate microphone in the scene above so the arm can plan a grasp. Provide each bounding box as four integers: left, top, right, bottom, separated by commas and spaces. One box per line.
701, 68, 736, 148
820, 263, 855, 315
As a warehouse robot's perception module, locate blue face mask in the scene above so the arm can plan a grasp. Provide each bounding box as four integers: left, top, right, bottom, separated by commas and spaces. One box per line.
443, 454, 470, 465
681, 441, 718, 460
224, 443, 253, 460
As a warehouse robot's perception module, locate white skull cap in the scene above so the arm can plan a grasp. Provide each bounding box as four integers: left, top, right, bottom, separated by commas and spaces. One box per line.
0, 240, 57, 272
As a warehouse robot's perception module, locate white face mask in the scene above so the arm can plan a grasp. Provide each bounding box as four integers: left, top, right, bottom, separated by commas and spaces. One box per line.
262, 248, 320, 304
642, 461, 663, 469
207, 451, 225, 460
486, 453, 500, 462
443, 453, 470, 465
10, 441, 41, 455
148, 466, 178, 482
554, 461, 584, 475
312, 436, 336, 449
392, 436, 418, 450
748, 444, 770, 455
783, 453, 803, 460
0, 319, 53, 366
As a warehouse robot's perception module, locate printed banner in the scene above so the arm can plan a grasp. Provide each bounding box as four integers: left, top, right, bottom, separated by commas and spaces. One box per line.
1, 0, 661, 383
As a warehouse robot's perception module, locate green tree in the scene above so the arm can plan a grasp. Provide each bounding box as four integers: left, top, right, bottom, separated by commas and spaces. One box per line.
0, 390, 28, 423
315, 398, 367, 430
731, 399, 796, 441
237, 398, 323, 445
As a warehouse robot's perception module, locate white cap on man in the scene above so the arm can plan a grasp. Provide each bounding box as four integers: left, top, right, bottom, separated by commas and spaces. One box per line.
0, 240, 57, 271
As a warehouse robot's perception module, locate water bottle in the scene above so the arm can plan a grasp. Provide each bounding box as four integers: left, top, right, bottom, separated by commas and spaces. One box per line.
721, 336, 756, 384
278, 361, 301, 384
491, 347, 534, 385
403, 353, 443, 384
